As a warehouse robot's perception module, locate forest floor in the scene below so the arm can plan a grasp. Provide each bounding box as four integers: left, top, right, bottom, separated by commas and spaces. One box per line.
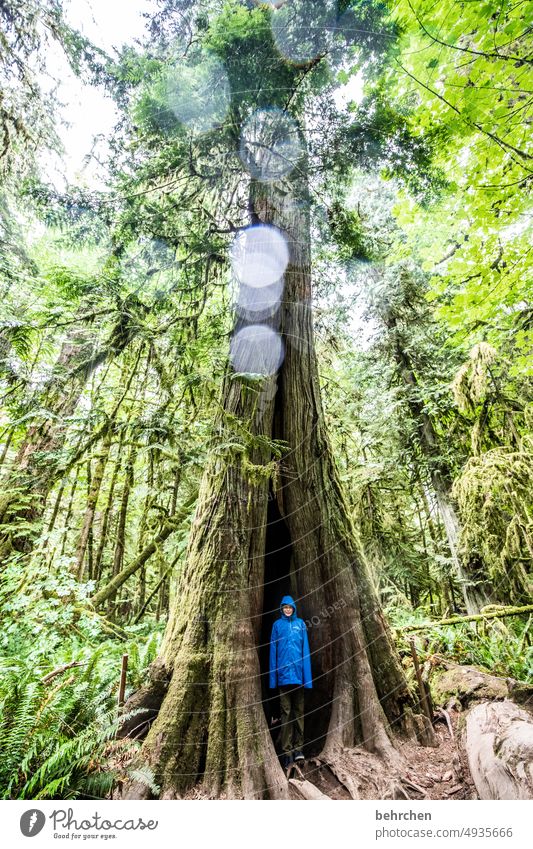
390, 707, 477, 801
175, 705, 478, 800
287, 705, 478, 801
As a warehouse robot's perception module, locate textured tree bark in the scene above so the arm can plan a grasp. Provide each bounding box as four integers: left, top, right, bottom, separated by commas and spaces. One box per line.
120, 366, 286, 799
118, 165, 424, 800
263, 172, 415, 762
463, 700, 533, 799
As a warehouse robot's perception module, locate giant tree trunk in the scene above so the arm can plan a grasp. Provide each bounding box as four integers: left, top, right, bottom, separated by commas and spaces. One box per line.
119, 167, 426, 800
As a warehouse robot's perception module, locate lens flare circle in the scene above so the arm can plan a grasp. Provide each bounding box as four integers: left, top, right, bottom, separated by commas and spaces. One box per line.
165, 51, 231, 134
236, 279, 284, 321
230, 225, 289, 289
271, 0, 336, 66
230, 325, 285, 376
240, 109, 302, 182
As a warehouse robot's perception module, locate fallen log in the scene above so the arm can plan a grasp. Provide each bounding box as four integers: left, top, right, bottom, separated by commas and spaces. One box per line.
463, 700, 533, 800
401, 604, 533, 632
429, 658, 533, 714
432, 661, 510, 707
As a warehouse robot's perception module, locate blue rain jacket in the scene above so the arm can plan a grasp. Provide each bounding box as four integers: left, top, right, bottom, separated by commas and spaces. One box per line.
269, 595, 312, 689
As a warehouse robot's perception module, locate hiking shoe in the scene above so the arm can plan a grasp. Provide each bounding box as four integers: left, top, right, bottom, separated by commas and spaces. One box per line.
293, 750, 305, 763
281, 753, 293, 770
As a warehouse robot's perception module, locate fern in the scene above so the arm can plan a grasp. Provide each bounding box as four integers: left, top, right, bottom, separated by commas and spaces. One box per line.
129, 766, 160, 796
0, 626, 165, 799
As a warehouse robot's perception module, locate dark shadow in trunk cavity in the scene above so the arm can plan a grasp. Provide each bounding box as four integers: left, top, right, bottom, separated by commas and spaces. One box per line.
258, 492, 330, 758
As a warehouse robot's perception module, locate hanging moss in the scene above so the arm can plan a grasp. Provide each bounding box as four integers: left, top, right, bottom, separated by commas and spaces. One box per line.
452, 342, 498, 415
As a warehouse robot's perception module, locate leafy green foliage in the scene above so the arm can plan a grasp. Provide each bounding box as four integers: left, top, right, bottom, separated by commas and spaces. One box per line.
388, 0, 532, 367
391, 609, 532, 682
0, 628, 162, 799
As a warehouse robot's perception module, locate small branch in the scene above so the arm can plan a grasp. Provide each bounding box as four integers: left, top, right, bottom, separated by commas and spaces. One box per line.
41, 661, 85, 684
118, 654, 128, 708
133, 566, 173, 624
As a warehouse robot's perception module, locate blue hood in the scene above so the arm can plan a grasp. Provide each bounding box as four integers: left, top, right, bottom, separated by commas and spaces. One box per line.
270, 594, 312, 689
280, 595, 296, 619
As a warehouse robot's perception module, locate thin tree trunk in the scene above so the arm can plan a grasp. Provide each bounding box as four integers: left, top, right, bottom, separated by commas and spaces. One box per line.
46, 479, 66, 536
0, 426, 13, 470
75, 427, 111, 580
388, 321, 496, 614
93, 427, 125, 583
91, 494, 195, 608
59, 469, 80, 560
136, 442, 156, 614
107, 440, 137, 612
134, 561, 176, 625
0, 309, 142, 560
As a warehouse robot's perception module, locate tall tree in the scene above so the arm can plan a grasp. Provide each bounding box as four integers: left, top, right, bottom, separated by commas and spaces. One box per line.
117, 0, 429, 800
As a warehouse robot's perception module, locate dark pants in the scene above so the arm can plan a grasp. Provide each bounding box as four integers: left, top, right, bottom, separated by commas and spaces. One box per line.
279, 685, 304, 755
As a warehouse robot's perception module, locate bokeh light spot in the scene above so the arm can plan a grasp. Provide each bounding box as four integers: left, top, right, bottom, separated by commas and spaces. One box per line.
236, 279, 284, 321
271, 0, 336, 66
240, 109, 302, 182
230, 325, 285, 376
165, 51, 231, 134
230, 225, 289, 289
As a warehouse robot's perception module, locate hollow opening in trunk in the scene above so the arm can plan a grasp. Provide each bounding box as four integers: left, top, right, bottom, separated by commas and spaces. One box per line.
259, 492, 293, 753
259, 491, 330, 758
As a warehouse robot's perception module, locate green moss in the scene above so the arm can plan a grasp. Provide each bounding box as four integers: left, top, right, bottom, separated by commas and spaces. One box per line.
432, 664, 509, 708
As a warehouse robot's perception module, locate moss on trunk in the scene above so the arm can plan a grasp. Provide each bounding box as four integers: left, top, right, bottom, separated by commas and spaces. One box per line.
119, 160, 423, 800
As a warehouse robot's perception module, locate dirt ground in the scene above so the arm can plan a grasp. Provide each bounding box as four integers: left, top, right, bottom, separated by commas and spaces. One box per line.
287, 705, 477, 800
394, 708, 477, 800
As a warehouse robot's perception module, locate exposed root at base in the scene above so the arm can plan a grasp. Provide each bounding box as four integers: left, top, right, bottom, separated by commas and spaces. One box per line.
287, 708, 475, 801
109, 703, 477, 800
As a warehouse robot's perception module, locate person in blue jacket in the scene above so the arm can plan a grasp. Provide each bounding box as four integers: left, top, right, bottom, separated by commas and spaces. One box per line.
269, 594, 312, 768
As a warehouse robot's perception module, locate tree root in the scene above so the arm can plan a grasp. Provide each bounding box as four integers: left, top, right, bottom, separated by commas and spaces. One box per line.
289, 778, 330, 800
116, 659, 170, 740
396, 778, 428, 797
310, 740, 410, 800
434, 706, 454, 740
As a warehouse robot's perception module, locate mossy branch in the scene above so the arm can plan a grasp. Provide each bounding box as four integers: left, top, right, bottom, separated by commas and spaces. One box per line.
90, 494, 195, 608
400, 604, 533, 632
